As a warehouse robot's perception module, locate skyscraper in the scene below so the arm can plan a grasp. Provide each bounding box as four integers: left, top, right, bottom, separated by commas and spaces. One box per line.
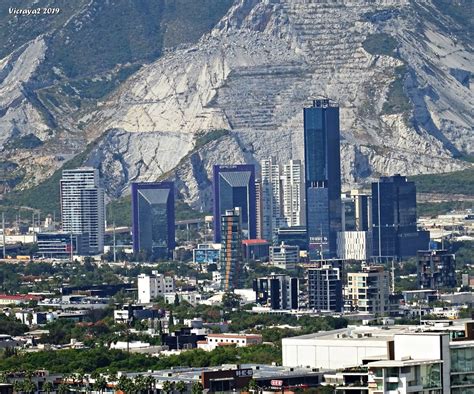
259, 157, 284, 241
283, 160, 305, 227
131, 182, 175, 260
303, 99, 342, 258
372, 174, 429, 259
220, 208, 243, 291
213, 164, 256, 243
60, 167, 105, 255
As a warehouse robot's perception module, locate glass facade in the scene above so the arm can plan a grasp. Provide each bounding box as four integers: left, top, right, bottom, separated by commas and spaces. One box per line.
213, 165, 256, 243
220, 210, 243, 290
372, 174, 428, 258
303, 100, 342, 258
131, 182, 175, 260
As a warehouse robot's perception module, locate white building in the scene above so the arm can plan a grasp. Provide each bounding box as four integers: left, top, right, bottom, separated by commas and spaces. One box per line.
337, 231, 372, 261
270, 243, 299, 270
60, 167, 105, 254
164, 291, 200, 307
282, 160, 305, 227
197, 333, 262, 351
137, 272, 175, 303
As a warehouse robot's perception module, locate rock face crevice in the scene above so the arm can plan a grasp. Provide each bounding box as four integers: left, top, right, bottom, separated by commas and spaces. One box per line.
0, 1, 472, 208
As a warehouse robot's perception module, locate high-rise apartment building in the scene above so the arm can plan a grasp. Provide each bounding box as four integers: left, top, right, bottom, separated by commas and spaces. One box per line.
337, 231, 372, 262
257, 158, 305, 241
220, 209, 243, 291
417, 249, 456, 289
213, 165, 256, 243
307, 264, 343, 312
259, 157, 284, 241
351, 190, 371, 231
131, 182, 175, 260
303, 99, 342, 258
346, 266, 390, 315
283, 160, 305, 227
253, 274, 299, 310
60, 167, 105, 255
372, 175, 429, 259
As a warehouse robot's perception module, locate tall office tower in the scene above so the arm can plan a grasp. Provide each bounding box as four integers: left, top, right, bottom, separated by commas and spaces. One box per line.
253, 274, 299, 310
60, 167, 105, 255
283, 159, 305, 227
307, 265, 343, 312
255, 179, 263, 239
372, 174, 430, 259
220, 209, 243, 291
346, 266, 390, 315
417, 250, 456, 289
213, 164, 256, 243
350, 190, 371, 231
131, 182, 175, 260
304, 99, 342, 259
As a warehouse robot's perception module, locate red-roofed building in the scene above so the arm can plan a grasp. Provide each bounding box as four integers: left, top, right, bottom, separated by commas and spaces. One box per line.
0, 294, 42, 306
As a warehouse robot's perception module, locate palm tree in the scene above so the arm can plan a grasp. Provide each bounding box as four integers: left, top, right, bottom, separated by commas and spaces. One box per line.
22, 380, 36, 394
191, 382, 203, 394
13, 380, 24, 393
162, 381, 174, 394
57, 383, 69, 394
175, 381, 186, 394
134, 375, 147, 393
144, 375, 156, 394
43, 381, 54, 394
93, 376, 107, 394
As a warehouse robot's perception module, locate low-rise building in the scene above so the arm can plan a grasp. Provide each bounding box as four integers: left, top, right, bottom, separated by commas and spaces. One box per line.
197, 333, 263, 351
137, 272, 175, 303
270, 243, 299, 270
253, 274, 299, 310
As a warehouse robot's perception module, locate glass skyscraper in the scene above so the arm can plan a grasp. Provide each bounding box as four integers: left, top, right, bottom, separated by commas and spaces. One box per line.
131, 182, 175, 260
371, 174, 429, 259
220, 208, 243, 291
303, 99, 342, 258
213, 164, 257, 243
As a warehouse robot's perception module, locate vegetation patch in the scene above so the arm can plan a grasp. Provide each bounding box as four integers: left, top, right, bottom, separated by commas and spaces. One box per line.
409, 167, 474, 196
5, 134, 43, 150
382, 65, 412, 115
362, 33, 399, 57
418, 200, 473, 217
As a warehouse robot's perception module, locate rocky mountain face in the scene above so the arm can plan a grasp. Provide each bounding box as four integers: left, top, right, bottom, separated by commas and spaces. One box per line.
0, 0, 472, 212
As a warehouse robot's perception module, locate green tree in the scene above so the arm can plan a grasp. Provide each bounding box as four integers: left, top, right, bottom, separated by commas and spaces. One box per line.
57, 383, 69, 394
92, 376, 107, 393
175, 381, 186, 394
144, 375, 156, 394
43, 381, 54, 394
191, 382, 203, 394
162, 381, 174, 394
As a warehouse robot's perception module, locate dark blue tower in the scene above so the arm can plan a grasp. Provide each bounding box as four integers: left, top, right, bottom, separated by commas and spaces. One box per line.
303, 99, 342, 258
213, 164, 257, 243
131, 182, 175, 260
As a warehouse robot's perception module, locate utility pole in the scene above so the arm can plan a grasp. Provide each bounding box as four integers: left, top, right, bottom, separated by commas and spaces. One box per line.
391, 259, 395, 295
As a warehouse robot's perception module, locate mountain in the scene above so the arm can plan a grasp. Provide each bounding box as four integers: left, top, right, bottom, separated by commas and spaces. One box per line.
0, 0, 472, 215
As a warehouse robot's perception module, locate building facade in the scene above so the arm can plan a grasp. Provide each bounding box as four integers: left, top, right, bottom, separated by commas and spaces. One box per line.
131, 182, 175, 260
283, 160, 305, 227
303, 99, 342, 258
270, 243, 300, 270
307, 265, 343, 312
371, 175, 429, 259
346, 266, 390, 315
219, 209, 243, 291
37, 232, 88, 259
253, 274, 299, 310
417, 249, 456, 289
213, 165, 257, 243
60, 167, 105, 255
137, 272, 175, 304
337, 231, 372, 262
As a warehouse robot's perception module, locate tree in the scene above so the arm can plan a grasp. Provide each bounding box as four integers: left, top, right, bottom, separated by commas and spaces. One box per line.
22, 379, 36, 394
162, 381, 174, 394
191, 382, 203, 394
175, 381, 186, 394
93, 376, 107, 393
144, 375, 156, 394
174, 293, 180, 307
248, 379, 258, 393
222, 292, 241, 310
43, 381, 54, 394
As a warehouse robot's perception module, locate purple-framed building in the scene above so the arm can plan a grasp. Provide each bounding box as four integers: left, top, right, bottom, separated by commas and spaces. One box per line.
213, 164, 257, 243
131, 182, 175, 260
